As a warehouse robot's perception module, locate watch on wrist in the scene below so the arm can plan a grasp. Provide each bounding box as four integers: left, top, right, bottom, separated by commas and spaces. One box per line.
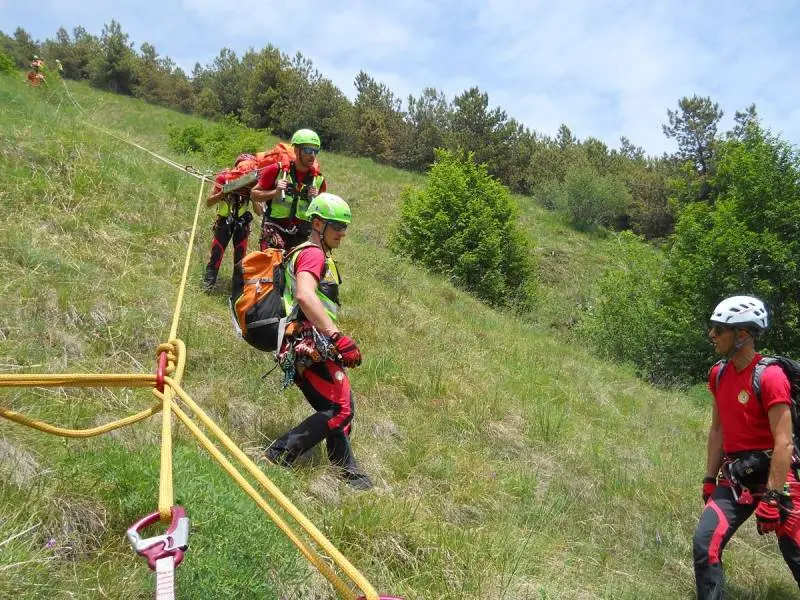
764, 489, 784, 505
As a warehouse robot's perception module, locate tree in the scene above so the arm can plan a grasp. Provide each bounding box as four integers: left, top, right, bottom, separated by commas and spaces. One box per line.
203, 48, 245, 117
195, 87, 222, 119
401, 87, 451, 171
10, 27, 38, 68
353, 71, 405, 162
654, 122, 800, 382
88, 20, 137, 94
662, 95, 722, 176
240, 46, 283, 129
729, 103, 758, 141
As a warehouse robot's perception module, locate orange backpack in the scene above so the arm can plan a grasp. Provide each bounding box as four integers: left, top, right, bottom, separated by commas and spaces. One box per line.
229, 248, 287, 352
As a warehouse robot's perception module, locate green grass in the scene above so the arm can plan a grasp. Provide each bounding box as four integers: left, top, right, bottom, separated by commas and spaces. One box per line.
1, 73, 797, 599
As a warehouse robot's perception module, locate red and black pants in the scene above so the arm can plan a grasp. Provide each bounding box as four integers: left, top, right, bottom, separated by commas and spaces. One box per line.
206, 213, 251, 272
694, 469, 800, 598
268, 360, 360, 473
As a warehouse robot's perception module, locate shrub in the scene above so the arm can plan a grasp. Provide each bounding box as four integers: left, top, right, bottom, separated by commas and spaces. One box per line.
580, 231, 667, 380
167, 117, 270, 167
532, 179, 565, 211
0, 51, 15, 75
391, 149, 535, 310
562, 167, 631, 232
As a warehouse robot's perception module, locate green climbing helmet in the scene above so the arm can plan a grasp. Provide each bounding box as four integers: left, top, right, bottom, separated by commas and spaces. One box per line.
306, 193, 351, 224
290, 128, 321, 149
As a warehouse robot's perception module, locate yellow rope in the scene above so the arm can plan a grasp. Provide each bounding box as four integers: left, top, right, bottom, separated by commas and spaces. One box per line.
162, 377, 379, 600
0, 402, 162, 438
0, 373, 160, 438
157, 174, 206, 521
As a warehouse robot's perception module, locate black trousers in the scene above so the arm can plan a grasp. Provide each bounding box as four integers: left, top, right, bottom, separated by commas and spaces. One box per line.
269, 360, 359, 472
206, 214, 250, 271
694, 474, 800, 599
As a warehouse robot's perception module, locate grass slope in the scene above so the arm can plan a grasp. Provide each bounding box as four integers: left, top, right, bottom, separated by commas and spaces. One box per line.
0, 73, 796, 599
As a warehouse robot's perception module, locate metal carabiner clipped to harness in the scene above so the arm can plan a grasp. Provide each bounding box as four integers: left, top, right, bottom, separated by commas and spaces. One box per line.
127, 505, 190, 571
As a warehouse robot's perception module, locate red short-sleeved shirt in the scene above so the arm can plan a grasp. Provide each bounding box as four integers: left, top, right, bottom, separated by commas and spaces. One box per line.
294, 246, 326, 281
256, 163, 327, 226
256, 163, 327, 193
708, 353, 791, 453
256, 163, 281, 190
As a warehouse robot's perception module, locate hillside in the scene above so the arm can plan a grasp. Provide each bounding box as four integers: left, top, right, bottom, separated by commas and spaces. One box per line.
0, 74, 796, 599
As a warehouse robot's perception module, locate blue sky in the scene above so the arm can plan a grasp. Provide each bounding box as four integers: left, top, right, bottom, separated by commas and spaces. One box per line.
2, 0, 798, 156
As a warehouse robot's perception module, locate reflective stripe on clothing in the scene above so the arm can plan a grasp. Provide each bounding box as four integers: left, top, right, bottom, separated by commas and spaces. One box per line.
282, 243, 340, 322
268, 171, 325, 221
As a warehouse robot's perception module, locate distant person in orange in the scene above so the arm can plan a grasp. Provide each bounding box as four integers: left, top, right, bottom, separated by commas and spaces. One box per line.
26, 55, 46, 87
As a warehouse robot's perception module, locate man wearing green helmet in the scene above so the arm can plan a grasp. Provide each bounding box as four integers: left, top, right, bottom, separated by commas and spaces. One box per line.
251, 128, 327, 251
265, 192, 372, 490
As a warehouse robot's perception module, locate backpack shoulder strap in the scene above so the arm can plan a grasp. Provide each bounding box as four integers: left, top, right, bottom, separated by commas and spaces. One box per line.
752, 356, 780, 401
712, 359, 728, 393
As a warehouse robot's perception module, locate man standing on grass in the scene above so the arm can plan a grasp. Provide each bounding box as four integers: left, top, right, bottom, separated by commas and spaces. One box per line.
694, 295, 800, 598
264, 192, 372, 491
250, 128, 326, 252
202, 154, 254, 292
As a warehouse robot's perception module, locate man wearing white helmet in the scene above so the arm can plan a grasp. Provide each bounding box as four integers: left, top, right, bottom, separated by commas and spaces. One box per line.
693, 295, 800, 598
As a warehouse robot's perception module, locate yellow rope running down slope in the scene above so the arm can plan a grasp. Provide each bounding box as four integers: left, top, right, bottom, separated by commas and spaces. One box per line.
0, 106, 383, 598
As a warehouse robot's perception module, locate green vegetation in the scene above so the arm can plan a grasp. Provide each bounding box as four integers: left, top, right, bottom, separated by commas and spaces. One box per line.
2, 21, 680, 242
1, 72, 799, 600
392, 149, 535, 310
0, 50, 14, 75
583, 120, 800, 384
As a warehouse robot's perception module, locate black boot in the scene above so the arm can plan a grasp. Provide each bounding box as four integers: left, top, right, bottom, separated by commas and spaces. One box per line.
203, 266, 218, 293
341, 470, 374, 491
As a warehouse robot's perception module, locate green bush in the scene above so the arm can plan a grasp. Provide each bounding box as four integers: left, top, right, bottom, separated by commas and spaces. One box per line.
167, 116, 270, 167
391, 149, 535, 310
0, 51, 15, 75
590, 122, 800, 385
580, 231, 665, 376
562, 166, 631, 232
532, 179, 565, 210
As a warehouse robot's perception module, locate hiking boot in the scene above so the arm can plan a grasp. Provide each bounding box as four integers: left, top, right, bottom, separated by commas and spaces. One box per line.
264, 446, 295, 468
202, 266, 218, 293
341, 470, 374, 491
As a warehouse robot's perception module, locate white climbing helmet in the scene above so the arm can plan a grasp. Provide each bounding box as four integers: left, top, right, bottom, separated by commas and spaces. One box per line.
710, 295, 769, 331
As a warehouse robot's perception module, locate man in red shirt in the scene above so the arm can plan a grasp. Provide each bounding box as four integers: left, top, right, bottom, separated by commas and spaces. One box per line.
251, 129, 327, 251
264, 193, 372, 490
694, 295, 800, 598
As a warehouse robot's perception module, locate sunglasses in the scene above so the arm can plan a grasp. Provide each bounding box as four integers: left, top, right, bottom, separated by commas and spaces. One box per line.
710, 324, 733, 335
300, 147, 319, 156
326, 220, 348, 232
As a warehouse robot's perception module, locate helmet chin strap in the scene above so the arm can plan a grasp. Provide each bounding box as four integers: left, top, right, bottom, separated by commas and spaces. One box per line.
312, 222, 332, 254
726, 327, 754, 359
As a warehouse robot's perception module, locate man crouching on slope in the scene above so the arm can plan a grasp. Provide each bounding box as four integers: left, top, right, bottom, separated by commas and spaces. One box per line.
694, 295, 800, 598
264, 193, 373, 491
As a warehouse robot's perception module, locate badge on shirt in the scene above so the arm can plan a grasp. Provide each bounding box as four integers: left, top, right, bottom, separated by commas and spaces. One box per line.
738, 390, 750, 404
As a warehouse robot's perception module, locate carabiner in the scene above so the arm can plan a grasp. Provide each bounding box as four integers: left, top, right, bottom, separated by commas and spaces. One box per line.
127, 505, 189, 571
